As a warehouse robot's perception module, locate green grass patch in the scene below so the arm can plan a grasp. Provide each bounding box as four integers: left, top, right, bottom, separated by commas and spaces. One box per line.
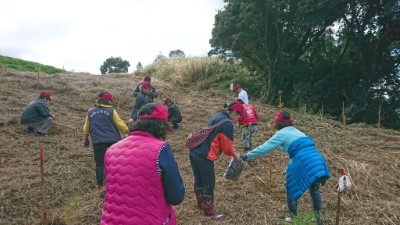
0, 55, 67, 74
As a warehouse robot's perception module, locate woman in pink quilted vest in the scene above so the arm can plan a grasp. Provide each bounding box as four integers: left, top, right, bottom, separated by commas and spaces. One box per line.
100, 103, 185, 225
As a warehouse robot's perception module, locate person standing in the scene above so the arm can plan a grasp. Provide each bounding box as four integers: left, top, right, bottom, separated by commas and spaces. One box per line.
83, 91, 130, 190
100, 103, 185, 225
164, 98, 182, 131
237, 101, 258, 152
240, 111, 330, 224
234, 83, 249, 104
133, 75, 158, 101
188, 102, 242, 220
20, 91, 55, 136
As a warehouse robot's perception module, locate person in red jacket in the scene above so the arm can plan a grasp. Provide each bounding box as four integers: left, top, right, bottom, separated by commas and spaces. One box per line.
236, 99, 258, 152
188, 102, 242, 220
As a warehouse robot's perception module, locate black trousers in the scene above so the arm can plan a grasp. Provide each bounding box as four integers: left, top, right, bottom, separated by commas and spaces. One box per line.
92, 142, 116, 186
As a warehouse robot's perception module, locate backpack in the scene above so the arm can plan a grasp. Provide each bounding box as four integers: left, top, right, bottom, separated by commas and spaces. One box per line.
186, 118, 230, 149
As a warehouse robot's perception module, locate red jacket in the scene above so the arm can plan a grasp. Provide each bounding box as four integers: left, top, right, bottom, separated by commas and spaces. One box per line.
238, 104, 258, 126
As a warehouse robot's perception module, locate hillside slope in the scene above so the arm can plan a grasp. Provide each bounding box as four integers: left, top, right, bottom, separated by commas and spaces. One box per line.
0, 70, 399, 225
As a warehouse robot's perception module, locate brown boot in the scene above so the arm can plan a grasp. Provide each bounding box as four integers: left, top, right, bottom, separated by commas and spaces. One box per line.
201, 195, 223, 220
194, 188, 203, 209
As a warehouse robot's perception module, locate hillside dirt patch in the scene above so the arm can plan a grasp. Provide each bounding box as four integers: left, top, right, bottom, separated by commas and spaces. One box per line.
0, 71, 399, 225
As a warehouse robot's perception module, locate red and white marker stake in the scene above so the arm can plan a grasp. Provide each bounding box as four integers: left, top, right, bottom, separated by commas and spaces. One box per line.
40, 148, 48, 225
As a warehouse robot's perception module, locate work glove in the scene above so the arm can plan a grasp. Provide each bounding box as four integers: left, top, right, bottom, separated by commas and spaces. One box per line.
239, 154, 248, 161
83, 139, 90, 148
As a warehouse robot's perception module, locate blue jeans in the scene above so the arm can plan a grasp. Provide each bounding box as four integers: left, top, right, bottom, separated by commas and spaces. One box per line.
287, 180, 322, 215
93, 142, 115, 186
189, 150, 215, 197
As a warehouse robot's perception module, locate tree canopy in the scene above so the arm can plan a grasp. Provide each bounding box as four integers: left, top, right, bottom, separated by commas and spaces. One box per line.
210, 0, 400, 129
100, 56, 130, 74
169, 49, 186, 58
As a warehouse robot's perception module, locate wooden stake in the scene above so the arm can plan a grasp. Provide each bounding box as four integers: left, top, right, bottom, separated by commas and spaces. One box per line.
378, 104, 381, 128
342, 102, 346, 152
335, 191, 341, 225
321, 103, 324, 120
36, 66, 40, 90
40, 148, 48, 225
335, 168, 347, 225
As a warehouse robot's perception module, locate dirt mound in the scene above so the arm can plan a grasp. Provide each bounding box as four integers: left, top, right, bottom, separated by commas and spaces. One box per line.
1, 71, 399, 225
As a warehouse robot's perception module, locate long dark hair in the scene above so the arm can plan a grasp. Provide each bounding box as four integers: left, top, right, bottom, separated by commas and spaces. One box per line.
130, 103, 169, 140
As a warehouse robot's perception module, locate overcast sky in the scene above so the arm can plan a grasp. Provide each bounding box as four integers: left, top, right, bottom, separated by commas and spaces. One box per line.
0, 0, 225, 74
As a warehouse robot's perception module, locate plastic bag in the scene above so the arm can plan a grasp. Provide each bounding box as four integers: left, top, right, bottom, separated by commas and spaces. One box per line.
223, 158, 245, 181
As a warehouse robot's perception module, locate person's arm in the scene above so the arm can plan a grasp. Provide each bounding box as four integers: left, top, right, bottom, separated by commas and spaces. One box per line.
37, 103, 52, 118
133, 82, 141, 97
112, 109, 130, 136
170, 106, 179, 118
82, 115, 91, 147
83, 115, 90, 136
131, 95, 145, 119
158, 144, 185, 205
246, 132, 284, 159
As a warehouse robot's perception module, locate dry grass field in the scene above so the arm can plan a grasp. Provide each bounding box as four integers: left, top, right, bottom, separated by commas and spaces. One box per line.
0, 70, 399, 225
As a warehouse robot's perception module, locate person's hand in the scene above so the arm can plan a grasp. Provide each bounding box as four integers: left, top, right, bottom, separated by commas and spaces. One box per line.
239, 154, 248, 161
233, 153, 242, 162
127, 119, 134, 125
83, 139, 90, 148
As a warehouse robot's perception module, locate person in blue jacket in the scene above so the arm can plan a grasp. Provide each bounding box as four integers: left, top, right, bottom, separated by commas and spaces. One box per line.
240, 111, 330, 225
83, 91, 130, 191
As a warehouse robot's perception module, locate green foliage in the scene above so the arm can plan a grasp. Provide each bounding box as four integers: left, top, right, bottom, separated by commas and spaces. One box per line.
285, 211, 320, 225
169, 49, 185, 59
136, 62, 143, 70
209, 0, 400, 129
63, 196, 82, 223
154, 52, 167, 63
99, 56, 130, 74
0, 55, 66, 74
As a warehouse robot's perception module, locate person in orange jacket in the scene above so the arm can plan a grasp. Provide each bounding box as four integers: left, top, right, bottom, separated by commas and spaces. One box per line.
188, 102, 242, 220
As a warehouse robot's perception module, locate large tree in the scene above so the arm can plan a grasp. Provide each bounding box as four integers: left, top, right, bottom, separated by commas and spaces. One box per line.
210, 0, 400, 128
100, 56, 130, 74
210, 0, 348, 102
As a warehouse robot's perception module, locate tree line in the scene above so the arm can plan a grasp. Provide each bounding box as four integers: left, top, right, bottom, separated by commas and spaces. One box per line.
209, 0, 400, 129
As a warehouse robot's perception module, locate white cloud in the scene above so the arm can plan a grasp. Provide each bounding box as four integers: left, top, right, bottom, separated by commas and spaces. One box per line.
0, 0, 225, 74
